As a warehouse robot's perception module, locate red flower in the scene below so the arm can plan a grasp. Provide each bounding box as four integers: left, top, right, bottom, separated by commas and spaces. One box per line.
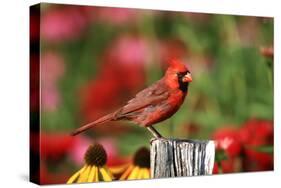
212, 162, 219, 174
213, 127, 242, 158
260, 46, 273, 58
240, 119, 273, 144
213, 158, 241, 174
239, 119, 273, 171
220, 158, 237, 173
80, 77, 121, 122
99, 60, 145, 94
212, 127, 243, 173
41, 132, 76, 161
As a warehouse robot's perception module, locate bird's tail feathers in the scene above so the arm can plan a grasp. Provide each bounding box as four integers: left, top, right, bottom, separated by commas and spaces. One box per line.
71, 113, 115, 136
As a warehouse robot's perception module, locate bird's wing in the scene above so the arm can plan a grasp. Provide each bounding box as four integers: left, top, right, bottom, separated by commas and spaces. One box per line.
71, 80, 169, 136
115, 79, 169, 116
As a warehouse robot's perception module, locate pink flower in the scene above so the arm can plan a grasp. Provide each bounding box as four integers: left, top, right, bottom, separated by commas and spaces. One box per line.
41, 52, 65, 112
108, 35, 149, 65
70, 136, 92, 166
41, 52, 65, 86
41, 86, 60, 112
41, 6, 88, 42
97, 138, 120, 166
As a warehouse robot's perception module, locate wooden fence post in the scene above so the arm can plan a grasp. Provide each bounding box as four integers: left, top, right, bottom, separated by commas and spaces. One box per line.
150, 138, 215, 178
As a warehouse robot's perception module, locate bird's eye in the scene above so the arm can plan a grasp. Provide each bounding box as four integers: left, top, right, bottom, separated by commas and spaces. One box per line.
176, 72, 188, 78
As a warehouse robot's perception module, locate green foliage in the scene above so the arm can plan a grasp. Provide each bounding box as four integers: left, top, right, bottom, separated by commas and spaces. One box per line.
215, 150, 228, 162
250, 145, 274, 154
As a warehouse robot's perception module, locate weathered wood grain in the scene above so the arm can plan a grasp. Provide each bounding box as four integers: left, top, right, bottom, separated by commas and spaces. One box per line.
150, 138, 215, 178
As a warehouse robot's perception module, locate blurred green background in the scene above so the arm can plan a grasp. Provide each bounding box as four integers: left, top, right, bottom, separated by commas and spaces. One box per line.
32, 3, 273, 184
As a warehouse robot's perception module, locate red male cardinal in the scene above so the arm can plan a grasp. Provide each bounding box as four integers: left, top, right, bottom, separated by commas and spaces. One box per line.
72, 59, 192, 138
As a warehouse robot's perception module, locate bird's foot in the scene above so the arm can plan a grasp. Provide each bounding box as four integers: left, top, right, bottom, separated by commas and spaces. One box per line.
150, 137, 157, 145
149, 136, 167, 145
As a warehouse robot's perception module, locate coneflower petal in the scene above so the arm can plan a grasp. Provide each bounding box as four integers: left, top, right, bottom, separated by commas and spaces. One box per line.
104, 166, 114, 179
77, 165, 91, 183
120, 164, 134, 180
94, 166, 99, 182
99, 167, 112, 181
87, 166, 96, 182
67, 165, 87, 184
143, 168, 150, 179
128, 166, 140, 180
109, 164, 129, 175
137, 169, 144, 179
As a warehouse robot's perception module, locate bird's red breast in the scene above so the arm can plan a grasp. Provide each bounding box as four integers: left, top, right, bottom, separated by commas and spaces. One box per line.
124, 59, 192, 127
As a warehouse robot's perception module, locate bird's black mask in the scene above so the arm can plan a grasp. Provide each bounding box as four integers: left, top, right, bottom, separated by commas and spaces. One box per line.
177, 72, 190, 93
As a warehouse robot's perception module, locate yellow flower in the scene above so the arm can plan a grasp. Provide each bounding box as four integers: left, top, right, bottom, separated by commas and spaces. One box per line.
119, 147, 150, 180
67, 143, 114, 184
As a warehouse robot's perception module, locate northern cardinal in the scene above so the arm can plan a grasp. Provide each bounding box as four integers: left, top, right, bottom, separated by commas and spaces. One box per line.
72, 59, 192, 138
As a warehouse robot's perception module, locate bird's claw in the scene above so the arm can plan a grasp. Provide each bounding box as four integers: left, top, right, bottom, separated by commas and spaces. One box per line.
150, 138, 157, 145
149, 136, 167, 145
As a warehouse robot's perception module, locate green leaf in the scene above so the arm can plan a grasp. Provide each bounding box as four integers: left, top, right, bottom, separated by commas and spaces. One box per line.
215, 150, 228, 162
251, 145, 274, 154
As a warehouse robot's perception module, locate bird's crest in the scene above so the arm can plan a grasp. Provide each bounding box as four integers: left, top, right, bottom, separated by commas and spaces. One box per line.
168, 59, 189, 72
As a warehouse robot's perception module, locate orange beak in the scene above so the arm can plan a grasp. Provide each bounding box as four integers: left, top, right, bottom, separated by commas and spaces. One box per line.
182, 73, 192, 82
